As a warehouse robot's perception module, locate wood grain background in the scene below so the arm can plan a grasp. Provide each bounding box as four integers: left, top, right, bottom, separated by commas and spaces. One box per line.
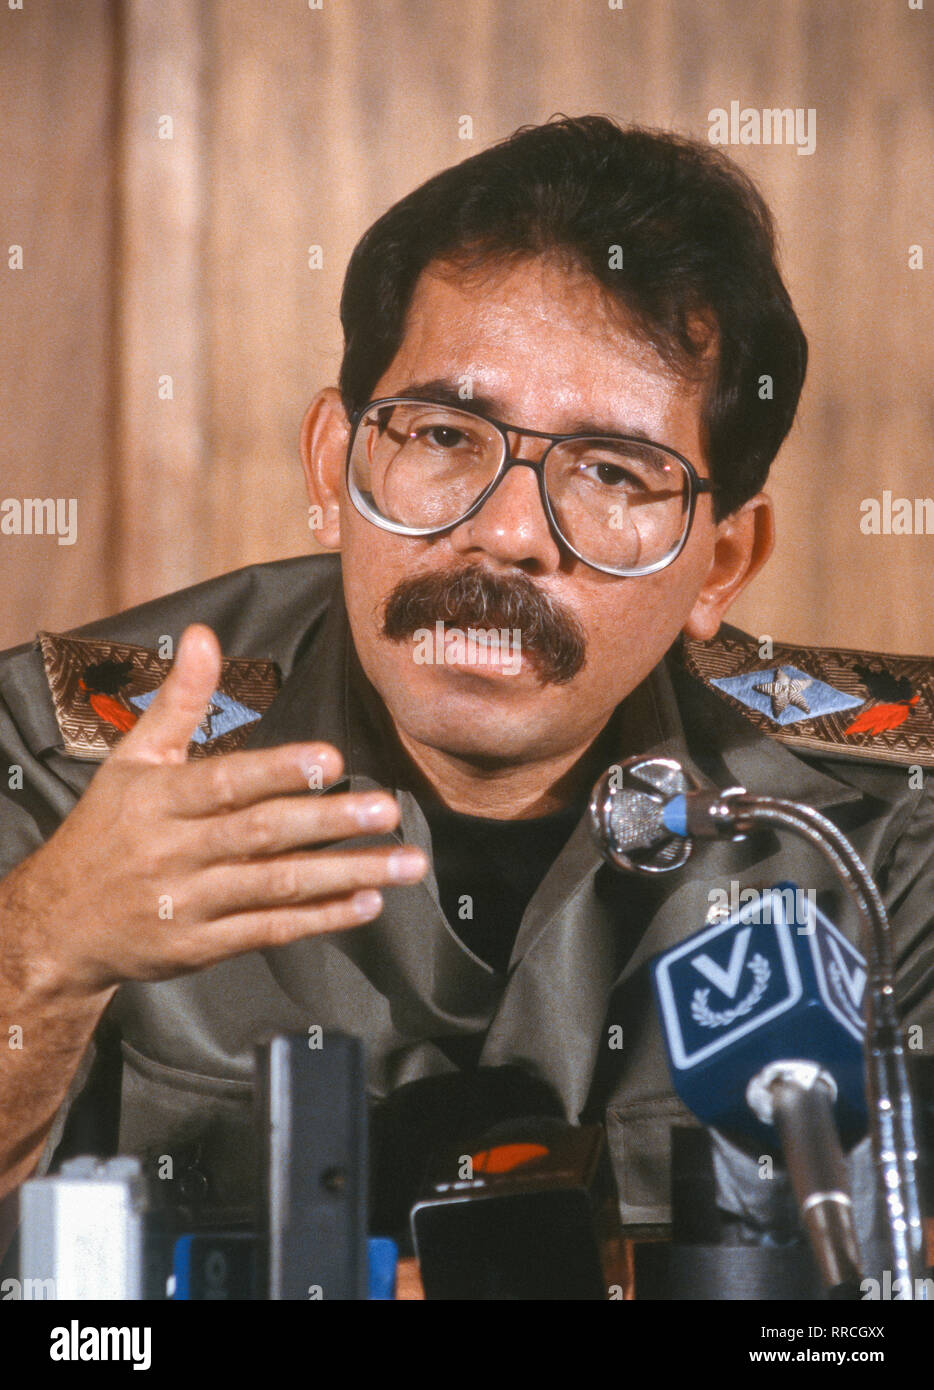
1, 0, 931, 655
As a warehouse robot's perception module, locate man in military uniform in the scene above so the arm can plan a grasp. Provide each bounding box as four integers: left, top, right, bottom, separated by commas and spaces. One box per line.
0, 118, 932, 1247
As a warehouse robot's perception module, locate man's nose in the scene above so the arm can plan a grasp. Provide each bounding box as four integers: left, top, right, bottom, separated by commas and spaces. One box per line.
446, 435, 563, 573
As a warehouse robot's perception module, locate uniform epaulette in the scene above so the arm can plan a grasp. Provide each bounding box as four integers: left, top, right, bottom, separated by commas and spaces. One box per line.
679, 628, 934, 769
37, 630, 281, 762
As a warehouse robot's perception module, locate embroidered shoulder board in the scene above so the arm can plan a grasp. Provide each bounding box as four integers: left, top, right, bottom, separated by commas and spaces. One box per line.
680, 629, 934, 768
38, 631, 281, 762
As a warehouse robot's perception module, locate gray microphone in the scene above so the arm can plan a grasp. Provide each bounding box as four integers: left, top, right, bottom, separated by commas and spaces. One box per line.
588, 756, 701, 874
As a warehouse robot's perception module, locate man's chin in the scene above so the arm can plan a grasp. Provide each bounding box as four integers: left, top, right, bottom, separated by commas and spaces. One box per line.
385, 664, 574, 763
399, 718, 557, 768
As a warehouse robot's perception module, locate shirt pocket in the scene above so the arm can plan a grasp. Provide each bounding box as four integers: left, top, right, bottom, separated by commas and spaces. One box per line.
118, 1040, 256, 1228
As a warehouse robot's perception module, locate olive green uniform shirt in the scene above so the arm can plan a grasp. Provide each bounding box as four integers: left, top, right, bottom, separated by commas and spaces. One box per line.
1, 554, 931, 1229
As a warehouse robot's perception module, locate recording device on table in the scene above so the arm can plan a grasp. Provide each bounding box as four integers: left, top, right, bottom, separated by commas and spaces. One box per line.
404, 1104, 622, 1299
20, 1034, 377, 1301
360, 1064, 621, 1298
590, 754, 932, 1300
17, 1048, 620, 1300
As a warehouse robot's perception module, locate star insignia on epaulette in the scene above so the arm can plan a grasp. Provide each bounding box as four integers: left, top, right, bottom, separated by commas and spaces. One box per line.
38, 631, 281, 761
678, 630, 934, 768
753, 668, 813, 717
707, 663, 859, 728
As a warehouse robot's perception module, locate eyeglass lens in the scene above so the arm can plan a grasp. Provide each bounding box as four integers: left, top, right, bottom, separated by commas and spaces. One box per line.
349, 400, 691, 572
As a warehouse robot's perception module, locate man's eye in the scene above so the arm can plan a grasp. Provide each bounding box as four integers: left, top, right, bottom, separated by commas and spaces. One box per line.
581, 460, 644, 488
416, 426, 469, 449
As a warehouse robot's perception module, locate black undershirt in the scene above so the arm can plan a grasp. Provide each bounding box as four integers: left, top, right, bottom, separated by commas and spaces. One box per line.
422, 797, 584, 976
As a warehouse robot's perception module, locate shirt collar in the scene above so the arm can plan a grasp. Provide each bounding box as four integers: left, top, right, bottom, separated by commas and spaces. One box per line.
0, 644, 61, 756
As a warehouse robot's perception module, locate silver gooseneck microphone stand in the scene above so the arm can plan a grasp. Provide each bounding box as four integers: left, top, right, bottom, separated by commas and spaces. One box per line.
590, 756, 928, 1296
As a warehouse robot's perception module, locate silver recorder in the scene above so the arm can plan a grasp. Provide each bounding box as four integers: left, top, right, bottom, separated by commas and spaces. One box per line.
20, 1156, 147, 1300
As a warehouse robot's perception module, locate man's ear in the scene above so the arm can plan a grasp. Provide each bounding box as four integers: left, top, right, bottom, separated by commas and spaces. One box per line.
299, 388, 350, 550
683, 493, 775, 641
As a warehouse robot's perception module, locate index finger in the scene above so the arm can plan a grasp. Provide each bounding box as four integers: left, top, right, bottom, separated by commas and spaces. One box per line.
164, 741, 345, 817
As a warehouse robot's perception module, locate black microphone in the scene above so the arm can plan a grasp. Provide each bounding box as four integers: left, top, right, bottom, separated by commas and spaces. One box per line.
634, 1127, 827, 1300
369, 1065, 565, 1241
255, 1032, 369, 1301
410, 1116, 621, 1300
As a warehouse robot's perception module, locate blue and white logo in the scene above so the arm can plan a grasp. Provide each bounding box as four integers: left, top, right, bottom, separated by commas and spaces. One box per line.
808, 913, 866, 1041
654, 893, 803, 1070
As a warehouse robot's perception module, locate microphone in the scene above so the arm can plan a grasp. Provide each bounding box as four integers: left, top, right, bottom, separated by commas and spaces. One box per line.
590, 754, 928, 1292
633, 1127, 827, 1299
369, 1065, 565, 1240
255, 1032, 369, 1301
410, 1117, 621, 1300
747, 1065, 863, 1294
650, 885, 867, 1292
651, 883, 867, 1145
589, 756, 703, 874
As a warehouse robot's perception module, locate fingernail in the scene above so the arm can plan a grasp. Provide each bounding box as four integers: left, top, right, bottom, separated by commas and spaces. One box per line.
387, 849, 428, 882
353, 890, 383, 918
299, 747, 338, 788
354, 795, 396, 829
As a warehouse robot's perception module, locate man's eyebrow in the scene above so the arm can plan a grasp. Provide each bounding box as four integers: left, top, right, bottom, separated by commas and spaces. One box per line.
387, 379, 661, 442
391, 379, 504, 415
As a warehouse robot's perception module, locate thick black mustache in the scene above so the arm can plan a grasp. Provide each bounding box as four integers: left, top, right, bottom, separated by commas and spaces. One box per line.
381, 566, 586, 685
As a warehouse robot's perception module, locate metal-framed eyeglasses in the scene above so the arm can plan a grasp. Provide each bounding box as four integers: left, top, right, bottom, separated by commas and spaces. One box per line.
345, 396, 716, 577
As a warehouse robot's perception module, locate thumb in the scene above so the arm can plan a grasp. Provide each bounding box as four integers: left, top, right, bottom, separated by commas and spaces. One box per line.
111, 624, 222, 765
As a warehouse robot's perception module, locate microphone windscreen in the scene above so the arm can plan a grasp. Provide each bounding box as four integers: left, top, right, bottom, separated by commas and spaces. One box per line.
369, 1066, 564, 1238
607, 789, 669, 852
590, 756, 698, 874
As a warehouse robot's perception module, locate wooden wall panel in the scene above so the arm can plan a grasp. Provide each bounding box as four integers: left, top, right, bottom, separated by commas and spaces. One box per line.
114, 0, 208, 608
0, 0, 116, 648
1, 0, 931, 657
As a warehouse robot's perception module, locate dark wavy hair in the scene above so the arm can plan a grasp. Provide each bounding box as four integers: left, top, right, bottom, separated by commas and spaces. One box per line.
338, 115, 807, 519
